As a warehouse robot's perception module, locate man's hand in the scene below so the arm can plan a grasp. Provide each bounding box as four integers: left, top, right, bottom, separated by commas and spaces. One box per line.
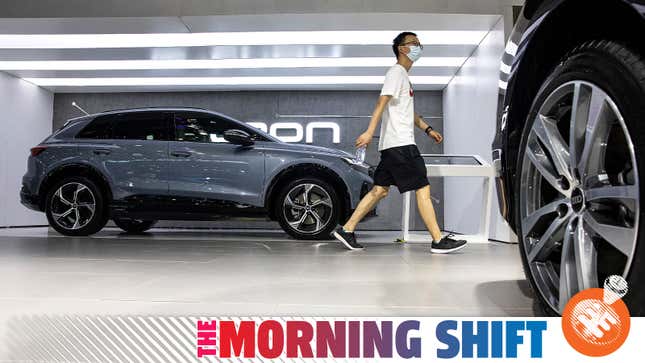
428, 130, 443, 144
355, 132, 373, 148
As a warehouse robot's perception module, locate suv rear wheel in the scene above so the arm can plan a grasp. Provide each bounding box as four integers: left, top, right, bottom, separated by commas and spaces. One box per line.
45, 176, 108, 236
276, 177, 340, 240
516, 41, 645, 315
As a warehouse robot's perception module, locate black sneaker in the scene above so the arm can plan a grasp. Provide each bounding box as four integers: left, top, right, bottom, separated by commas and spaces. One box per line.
333, 227, 364, 250
431, 234, 467, 254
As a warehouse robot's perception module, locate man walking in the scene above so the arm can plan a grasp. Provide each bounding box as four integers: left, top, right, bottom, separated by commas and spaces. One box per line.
333, 32, 467, 253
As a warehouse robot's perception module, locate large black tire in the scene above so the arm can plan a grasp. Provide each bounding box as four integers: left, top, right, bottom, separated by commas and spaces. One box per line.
113, 218, 157, 234
275, 177, 341, 240
515, 40, 645, 316
45, 176, 109, 236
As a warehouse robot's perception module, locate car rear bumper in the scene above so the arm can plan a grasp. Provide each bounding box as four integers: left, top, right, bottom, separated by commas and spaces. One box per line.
20, 185, 41, 211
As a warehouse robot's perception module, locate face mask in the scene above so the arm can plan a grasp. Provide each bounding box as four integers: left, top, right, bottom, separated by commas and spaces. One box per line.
406, 45, 422, 62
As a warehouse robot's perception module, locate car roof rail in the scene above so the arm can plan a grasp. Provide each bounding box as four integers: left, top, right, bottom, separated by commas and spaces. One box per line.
99, 106, 211, 114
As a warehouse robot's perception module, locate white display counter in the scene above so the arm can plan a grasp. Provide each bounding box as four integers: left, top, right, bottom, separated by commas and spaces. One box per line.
401, 154, 495, 243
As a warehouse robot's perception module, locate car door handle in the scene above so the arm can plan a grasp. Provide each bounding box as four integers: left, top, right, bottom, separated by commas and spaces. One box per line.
93, 148, 111, 155
171, 151, 191, 158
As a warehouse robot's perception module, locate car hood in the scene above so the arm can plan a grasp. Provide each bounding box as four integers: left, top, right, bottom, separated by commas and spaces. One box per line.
263, 142, 355, 159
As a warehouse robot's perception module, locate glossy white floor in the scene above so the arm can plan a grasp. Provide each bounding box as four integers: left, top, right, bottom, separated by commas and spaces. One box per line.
0, 227, 537, 315
0, 227, 538, 355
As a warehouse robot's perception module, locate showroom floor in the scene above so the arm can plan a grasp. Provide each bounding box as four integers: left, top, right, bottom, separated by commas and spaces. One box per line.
0, 227, 537, 318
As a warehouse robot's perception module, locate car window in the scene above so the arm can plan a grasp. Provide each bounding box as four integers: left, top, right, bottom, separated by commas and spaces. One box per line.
174, 112, 263, 143
76, 115, 114, 139
112, 111, 171, 141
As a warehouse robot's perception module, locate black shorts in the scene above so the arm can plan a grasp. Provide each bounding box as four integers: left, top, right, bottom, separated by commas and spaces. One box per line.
373, 144, 429, 193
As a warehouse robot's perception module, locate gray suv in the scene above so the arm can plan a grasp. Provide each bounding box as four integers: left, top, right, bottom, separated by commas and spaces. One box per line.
21, 108, 374, 240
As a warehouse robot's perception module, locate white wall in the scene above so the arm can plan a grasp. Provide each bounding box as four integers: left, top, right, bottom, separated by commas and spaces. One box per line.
442, 18, 516, 242
0, 71, 53, 227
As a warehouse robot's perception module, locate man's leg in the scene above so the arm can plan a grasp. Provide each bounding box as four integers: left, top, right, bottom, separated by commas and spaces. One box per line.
343, 186, 389, 232
416, 184, 468, 253
415, 185, 443, 241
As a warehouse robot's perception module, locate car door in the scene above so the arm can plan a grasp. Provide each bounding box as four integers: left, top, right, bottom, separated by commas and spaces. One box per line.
76, 111, 171, 204
168, 111, 266, 211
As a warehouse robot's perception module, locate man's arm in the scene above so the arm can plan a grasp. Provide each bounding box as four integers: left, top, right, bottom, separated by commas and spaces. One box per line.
414, 113, 430, 130
415, 113, 443, 144
355, 95, 392, 147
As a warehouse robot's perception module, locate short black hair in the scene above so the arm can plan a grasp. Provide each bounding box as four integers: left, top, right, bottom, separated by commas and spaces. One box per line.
392, 31, 417, 58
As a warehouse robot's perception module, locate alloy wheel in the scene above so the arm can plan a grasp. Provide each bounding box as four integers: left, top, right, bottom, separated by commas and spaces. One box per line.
283, 183, 334, 235
50, 182, 97, 230
520, 81, 639, 313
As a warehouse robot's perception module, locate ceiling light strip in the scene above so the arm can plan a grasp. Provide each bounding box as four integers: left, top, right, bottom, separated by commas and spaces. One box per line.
0, 57, 466, 70
0, 31, 486, 49
24, 76, 451, 87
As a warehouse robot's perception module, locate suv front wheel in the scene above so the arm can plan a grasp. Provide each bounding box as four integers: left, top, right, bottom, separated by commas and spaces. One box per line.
276, 177, 340, 240
45, 176, 108, 236
516, 41, 645, 315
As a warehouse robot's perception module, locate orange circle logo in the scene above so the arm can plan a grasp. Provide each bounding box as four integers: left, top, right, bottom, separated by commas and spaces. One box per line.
562, 287, 630, 356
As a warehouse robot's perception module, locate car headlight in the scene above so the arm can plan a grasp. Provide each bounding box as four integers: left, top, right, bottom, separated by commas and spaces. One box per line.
342, 157, 371, 173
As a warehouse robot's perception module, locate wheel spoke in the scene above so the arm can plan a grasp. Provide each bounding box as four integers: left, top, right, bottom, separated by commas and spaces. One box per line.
569, 82, 586, 169
532, 114, 572, 182
574, 218, 598, 291
528, 212, 569, 263
288, 212, 308, 229
311, 198, 332, 208
583, 212, 635, 256
576, 88, 612, 181
303, 184, 314, 205
73, 184, 88, 203
526, 137, 568, 195
72, 208, 81, 229
522, 199, 565, 235
55, 189, 72, 206
53, 208, 74, 221
77, 203, 95, 214
586, 184, 638, 202
310, 210, 323, 231
569, 83, 605, 172
285, 194, 304, 210
559, 219, 578, 311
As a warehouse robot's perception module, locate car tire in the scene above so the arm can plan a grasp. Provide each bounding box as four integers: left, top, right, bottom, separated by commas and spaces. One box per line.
515, 40, 645, 316
275, 177, 341, 240
113, 218, 157, 234
45, 176, 108, 236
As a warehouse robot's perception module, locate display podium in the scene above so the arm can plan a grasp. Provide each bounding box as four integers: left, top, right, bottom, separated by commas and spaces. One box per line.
400, 154, 495, 243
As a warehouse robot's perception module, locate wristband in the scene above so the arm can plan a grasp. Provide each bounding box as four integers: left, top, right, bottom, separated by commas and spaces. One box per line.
425, 126, 433, 135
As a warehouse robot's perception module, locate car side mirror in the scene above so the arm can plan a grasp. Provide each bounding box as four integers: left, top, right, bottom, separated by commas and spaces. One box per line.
223, 129, 254, 146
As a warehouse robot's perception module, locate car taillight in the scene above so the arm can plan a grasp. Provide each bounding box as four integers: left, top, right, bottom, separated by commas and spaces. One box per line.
30, 146, 47, 157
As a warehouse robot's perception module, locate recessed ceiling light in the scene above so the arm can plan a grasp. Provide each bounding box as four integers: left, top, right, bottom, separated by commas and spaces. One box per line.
0, 31, 486, 49
24, 76, 452, 87
0, 57, 466, 70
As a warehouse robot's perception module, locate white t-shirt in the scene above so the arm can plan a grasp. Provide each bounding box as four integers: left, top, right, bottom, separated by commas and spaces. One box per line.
378, 64, 415, 151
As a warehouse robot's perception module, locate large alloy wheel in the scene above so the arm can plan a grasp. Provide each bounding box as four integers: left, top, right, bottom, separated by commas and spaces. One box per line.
520, 81, 639, 313
516, 41, 645, 315
46, 176, 108, 236
276, 178, 340, 240
50, 182, 97, 230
